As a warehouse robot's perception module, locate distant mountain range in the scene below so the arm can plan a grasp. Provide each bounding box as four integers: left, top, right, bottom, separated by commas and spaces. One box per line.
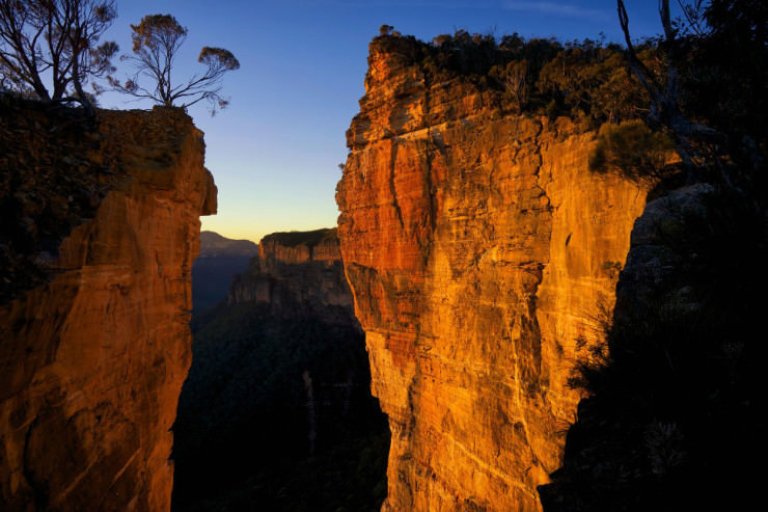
198, 231, 259, 258
192, 231, 258, 315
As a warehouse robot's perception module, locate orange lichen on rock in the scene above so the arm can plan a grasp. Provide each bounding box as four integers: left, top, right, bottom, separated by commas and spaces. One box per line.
0, 107, 216, 511
337, 38, 649, 511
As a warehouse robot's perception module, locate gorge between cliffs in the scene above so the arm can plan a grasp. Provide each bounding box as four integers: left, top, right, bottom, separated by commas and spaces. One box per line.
2, 14, 766, 512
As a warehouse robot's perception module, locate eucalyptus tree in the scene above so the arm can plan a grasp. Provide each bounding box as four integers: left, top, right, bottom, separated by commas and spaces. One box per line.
110, 14, 239, 114
0, 0, 117, 110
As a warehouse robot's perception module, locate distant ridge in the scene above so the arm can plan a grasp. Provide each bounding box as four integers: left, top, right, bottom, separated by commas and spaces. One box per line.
198, 231, 258, 258
259, 228, 336, 248
193, 232, 258, 314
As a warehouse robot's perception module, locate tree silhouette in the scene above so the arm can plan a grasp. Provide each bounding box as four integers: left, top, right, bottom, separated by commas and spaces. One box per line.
0, 0, 117, 110
615, 0, 767, 187
109, 14, 239, 114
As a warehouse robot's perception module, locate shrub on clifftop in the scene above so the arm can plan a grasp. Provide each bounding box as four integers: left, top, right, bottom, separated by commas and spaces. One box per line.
589, 120, 676, 180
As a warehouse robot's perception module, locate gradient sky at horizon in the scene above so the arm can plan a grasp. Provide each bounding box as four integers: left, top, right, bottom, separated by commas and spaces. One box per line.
98, 1, 666, 243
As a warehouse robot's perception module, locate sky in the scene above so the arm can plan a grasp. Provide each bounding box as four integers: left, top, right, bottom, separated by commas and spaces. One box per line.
97, 1, 666, 243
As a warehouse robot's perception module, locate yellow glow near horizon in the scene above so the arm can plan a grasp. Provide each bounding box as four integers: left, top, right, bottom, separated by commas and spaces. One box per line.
201, 215, 338, 244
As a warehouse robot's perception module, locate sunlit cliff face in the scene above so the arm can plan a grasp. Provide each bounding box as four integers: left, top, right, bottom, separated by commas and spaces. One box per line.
336, 37, 650, 511
0, 106, 215, 511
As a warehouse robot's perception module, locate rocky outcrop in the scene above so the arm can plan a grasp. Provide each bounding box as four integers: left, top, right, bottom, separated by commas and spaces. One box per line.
336, 36, 650, 511
228, 228, 356, 326
0, 105, 216, 511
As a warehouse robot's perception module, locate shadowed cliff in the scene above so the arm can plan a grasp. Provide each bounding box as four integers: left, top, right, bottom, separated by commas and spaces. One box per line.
173, 228, 388, 511
0, 99, 216, 511
538, 182, 767, 511
539, 1, 768, 507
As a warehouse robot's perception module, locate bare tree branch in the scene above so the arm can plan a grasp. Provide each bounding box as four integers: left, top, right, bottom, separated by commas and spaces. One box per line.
617, 0, 728, 183
0, 0, 117, 109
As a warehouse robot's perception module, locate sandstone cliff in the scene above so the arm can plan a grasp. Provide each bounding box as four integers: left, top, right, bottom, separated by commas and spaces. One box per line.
228, 228, 357, 326
337, 36, 650, 511
0, 104, 216, 511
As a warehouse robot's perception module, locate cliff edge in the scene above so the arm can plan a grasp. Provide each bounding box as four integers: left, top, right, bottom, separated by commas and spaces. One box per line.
0, 103, 216, 511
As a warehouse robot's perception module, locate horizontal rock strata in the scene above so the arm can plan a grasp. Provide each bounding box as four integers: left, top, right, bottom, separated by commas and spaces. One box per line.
337, 37, 649, 511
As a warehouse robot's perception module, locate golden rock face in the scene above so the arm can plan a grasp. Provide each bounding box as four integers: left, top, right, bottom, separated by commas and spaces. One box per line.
0, 108, 215, 511
227, 229, 358, 326
337, 43, 649, 511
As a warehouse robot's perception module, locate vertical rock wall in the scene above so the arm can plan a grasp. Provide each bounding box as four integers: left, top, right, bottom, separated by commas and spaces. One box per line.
0, 107, 216, 511
227, 229, 357, 325
337, 38, 648, 511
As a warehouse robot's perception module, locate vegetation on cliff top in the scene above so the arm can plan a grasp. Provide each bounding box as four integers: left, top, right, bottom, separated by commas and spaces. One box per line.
0, 97, 112, 302
0, 0, 118, 111
261, 228, 338, 248
372, 0, 766, 189
589, 120, 676, 181
108, 13, 239, 115
1, 3, 239, 115
540, 1, 768, 509
370, 26, 653, 129
0, 98, 197, 303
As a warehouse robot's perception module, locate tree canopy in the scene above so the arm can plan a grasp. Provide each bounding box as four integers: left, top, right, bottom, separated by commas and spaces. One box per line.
109, 13, 240, 114
370, 28, 651, 127
616, 0, 767, 187
0, 0, 117, 110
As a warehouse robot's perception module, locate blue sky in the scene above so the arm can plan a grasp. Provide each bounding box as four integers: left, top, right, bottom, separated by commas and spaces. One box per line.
98, 1, 665, 243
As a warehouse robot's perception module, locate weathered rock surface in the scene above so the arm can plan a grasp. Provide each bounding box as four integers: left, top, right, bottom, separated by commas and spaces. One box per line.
0, 107, 216, 511
337, 37, 649, 511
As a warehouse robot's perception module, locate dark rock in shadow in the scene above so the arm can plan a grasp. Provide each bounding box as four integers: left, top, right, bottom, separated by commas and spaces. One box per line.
539, 181, 768, 511
173, 229, 389, 511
